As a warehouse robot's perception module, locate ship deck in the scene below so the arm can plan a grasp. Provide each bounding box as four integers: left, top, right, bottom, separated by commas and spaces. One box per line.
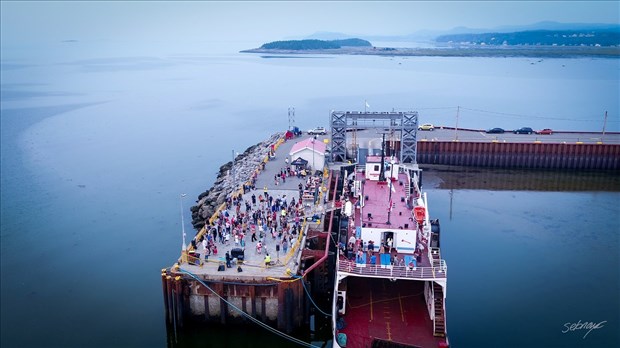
337, 277, 444, 348
337, 168, 445, 278
360, 170, 415, 230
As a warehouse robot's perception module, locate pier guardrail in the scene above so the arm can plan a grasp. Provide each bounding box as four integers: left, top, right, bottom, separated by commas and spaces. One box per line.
338, 258, 447, 279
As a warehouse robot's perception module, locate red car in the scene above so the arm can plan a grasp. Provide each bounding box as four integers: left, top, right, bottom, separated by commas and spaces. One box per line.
537, 128, 553, 135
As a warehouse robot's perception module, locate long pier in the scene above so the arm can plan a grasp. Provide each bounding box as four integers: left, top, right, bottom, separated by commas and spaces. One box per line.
162, 133, 338, 335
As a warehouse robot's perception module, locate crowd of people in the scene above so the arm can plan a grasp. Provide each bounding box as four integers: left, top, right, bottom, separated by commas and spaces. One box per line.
188, 172, 326, 269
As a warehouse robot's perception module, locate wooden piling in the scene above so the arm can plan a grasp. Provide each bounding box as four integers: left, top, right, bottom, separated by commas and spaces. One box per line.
277, 282, 286, 330
249, 285, 256, 318
166, 275, 173, 324
174, 276, 184, 328
261, 297, 267, 322
161, 270, 169, 323
215, 283, 226, 324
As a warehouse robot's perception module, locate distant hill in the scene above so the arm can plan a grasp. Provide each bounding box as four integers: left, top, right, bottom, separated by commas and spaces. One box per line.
298, 22, 620, 43
436, 29, 620, 47
260, 38, 372, 50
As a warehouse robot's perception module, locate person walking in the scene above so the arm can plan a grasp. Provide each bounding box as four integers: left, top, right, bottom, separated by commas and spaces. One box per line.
370, 253, 377, 271
282, 238, 288, 255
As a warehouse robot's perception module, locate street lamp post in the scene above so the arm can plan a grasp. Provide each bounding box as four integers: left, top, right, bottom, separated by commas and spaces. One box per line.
180, 193, 187, 251
312, 136, 316, 174
179, 193, 189, 264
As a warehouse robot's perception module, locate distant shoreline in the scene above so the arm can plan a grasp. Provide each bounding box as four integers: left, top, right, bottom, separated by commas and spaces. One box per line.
241, 45, 620, 58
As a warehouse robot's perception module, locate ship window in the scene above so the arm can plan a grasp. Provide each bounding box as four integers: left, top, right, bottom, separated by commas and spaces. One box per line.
373, 165, 379, 171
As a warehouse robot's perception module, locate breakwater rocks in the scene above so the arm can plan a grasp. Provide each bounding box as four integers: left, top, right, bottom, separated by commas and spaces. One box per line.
189, 133, 284, 230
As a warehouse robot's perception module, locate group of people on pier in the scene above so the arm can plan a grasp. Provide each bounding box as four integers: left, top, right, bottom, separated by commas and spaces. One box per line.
190, 184, 318, 268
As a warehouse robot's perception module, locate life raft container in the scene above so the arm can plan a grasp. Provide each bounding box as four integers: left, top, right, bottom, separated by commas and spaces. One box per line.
413, 206, 426, 224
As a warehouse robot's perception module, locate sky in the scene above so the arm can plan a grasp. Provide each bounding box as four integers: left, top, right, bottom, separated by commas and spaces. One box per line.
1, 1, 619, 47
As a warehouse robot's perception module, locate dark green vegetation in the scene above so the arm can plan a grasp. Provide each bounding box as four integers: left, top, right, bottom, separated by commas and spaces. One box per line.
260, 38, 371, 50
436, 29, 620, 47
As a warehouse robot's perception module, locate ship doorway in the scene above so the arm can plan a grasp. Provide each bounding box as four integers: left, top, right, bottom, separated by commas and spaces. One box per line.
381, 231, 395, 250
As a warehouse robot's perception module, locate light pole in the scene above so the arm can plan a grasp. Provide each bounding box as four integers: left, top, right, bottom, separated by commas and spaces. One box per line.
180, 193, 187, 251
312, 136, 316, 174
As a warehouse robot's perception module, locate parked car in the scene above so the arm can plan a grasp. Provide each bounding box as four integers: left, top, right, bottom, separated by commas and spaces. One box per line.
536, 128, 553, 135
418, 123, 435, 131
308, 127, 327, 135
486, 128, 505, 134
514, 127, 534, 134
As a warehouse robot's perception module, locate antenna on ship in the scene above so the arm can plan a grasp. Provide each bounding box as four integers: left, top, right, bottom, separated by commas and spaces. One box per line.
379, 132, 387, 182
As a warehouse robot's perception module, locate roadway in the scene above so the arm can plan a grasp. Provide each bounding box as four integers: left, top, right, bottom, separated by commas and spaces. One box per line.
350, 128, 620, 145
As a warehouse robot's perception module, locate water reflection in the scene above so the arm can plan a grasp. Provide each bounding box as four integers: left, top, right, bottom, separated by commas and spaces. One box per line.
423, 165, 620, 191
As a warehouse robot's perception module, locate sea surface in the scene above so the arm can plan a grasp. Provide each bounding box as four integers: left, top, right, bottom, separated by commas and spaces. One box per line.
1, 40, 619, 347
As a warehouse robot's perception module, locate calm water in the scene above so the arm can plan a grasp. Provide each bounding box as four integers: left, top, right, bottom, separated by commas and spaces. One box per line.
1, 40, 619, 347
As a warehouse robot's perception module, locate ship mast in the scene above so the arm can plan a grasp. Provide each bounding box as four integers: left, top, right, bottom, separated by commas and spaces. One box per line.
379, 132, 386, 182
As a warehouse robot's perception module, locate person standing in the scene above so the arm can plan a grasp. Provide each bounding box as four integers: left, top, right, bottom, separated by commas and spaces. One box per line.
225, 251, 232, 268
348, 234, 356, 247
370, 253, 377, 270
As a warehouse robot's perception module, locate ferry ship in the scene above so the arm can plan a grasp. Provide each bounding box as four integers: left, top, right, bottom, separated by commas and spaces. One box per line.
327, 111, 449, 348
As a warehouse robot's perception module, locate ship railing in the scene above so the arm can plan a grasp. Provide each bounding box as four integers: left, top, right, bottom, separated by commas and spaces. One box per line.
338, 259, 447, 279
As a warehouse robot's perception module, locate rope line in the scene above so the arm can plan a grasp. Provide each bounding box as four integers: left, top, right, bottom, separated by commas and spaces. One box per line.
293, 276, 332, 317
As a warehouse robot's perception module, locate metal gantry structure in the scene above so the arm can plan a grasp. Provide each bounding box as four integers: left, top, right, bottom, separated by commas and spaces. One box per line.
329, 111, 419, 164
288, 107, 295, 130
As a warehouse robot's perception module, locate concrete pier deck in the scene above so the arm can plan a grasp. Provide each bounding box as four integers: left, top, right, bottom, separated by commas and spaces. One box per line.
178, 133, 330, 280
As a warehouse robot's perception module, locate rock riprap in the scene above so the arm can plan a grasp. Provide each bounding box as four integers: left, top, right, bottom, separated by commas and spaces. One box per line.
190, 133, 283, 230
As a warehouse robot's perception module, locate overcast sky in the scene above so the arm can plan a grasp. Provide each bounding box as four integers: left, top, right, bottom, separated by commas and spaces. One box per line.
2, 1, 619, 45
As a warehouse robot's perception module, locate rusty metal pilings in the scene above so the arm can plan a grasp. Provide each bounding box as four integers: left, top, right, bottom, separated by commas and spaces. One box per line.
416, 141, 620, 170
